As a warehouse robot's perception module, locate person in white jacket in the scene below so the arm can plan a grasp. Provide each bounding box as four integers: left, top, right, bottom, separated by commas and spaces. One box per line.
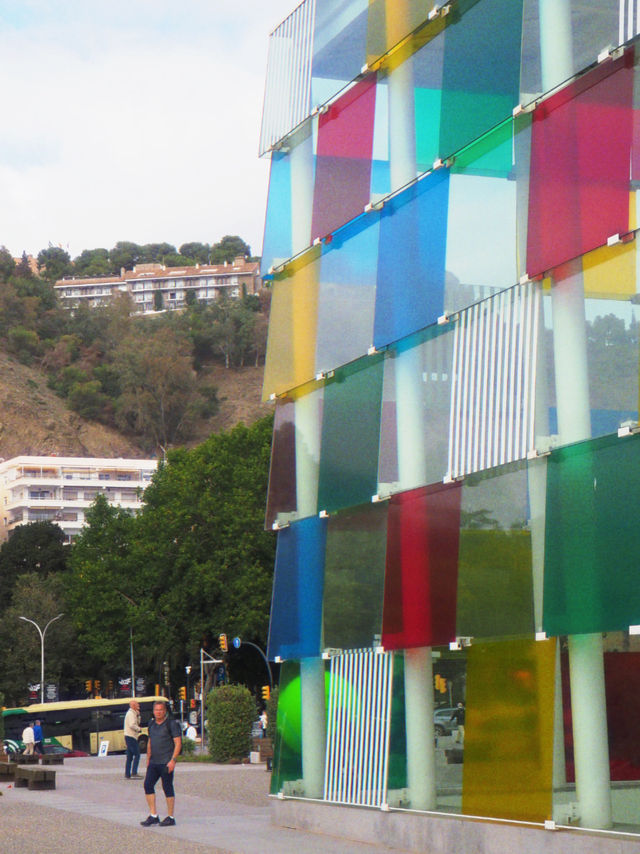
124, 699, 142, 779
22, 724, 35, 755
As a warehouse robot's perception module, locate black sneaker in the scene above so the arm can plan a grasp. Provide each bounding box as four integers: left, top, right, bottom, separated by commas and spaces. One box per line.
140, 815, 160, 826
159, 816, 176, 827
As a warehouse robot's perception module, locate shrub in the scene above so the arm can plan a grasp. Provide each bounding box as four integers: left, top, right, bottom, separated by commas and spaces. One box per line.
206, 685, 255, 763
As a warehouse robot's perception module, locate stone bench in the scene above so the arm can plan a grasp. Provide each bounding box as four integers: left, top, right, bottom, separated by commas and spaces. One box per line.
40, 754, 64, 765
15, 766, 56, 790
0, 762, 17, 780
18, 753, 40, 765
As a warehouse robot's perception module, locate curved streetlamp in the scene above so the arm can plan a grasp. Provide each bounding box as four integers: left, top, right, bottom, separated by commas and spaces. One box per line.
19, 613, 64, 704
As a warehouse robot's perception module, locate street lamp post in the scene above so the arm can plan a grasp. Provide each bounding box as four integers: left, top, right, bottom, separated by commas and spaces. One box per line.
19, 614, 64, 704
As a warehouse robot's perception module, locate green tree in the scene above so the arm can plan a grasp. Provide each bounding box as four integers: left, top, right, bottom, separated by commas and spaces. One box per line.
114, 326, 204, 449
109, 241, 143, 271
0, 521, 68, 606
0, 245, 16, 281
73, 248, 115, 277
179, 242, 210, 264
163, 253, 195, 268
209, 235, 250, 264
0, 572, 76, 705
37, 247, 73, 283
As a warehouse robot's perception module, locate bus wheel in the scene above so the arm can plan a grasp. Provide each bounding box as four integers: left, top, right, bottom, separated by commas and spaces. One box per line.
138, 735, 148, 754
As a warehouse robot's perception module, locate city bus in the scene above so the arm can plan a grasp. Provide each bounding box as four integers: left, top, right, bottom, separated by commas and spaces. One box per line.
2, 696, 164, 756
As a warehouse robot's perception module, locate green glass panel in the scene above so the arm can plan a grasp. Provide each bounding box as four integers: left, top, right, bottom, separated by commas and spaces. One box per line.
270, 660, 303, 794
323, 501, 388, 650
462, 638, 555, 821
387, 651, 408, 791
543, 432, 640, 635
415, 86, 442, 171
457, 463, 534, 640
317, 353, 384, 513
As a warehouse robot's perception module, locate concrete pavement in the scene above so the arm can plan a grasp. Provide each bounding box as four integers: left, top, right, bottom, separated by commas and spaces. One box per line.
1, 755, 413, 854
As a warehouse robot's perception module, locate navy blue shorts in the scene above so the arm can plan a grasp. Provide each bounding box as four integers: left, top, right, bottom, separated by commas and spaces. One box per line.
143, 762, 175, 798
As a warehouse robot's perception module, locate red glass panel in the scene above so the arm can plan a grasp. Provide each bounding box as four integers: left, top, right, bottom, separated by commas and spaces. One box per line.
311, 75, 377, 241
265, 398, 297, 530
527, 48, 634, 277
382, 482, 461, 650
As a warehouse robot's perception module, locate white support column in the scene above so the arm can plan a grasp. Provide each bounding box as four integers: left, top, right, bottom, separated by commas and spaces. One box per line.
539, 0, 612, 825
291, 120, 326, 799
301, 656, 326, 799
538, 0, 573, 93
387, 46, 437, 811
550, 267, 611, 830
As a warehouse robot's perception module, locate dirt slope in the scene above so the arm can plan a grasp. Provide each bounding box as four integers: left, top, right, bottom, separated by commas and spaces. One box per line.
0, 353, 272, 459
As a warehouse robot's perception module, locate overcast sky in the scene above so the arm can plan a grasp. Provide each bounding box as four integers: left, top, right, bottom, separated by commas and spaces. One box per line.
0, 0, 297, 259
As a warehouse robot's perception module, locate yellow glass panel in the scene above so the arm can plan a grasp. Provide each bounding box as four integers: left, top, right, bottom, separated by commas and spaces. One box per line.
262, 246, 321, 400
462, 639, 555, 822
582, 238, 636, 300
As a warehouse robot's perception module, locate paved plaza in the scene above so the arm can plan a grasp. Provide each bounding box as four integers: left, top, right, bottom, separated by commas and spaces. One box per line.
0, 755, 412, 854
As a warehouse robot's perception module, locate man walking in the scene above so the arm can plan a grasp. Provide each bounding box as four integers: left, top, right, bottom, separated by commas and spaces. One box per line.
140, 701, 182, 827
124, 699, 141, 779
33, 720, 44, 755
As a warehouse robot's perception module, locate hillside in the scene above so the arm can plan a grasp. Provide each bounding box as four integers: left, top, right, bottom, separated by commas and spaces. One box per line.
0, 353, 272, 460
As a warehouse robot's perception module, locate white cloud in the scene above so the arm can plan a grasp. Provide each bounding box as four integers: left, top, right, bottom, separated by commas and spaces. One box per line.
0, 0, 296, 257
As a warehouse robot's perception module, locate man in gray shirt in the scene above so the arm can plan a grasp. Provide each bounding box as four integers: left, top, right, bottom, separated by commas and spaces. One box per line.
140, 701, 182, 827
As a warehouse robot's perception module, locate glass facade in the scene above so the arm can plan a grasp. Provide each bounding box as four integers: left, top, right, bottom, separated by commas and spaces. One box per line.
262, 0, 640, 838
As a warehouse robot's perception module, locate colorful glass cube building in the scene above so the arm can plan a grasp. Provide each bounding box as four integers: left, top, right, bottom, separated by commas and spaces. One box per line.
260, 1, 640, 846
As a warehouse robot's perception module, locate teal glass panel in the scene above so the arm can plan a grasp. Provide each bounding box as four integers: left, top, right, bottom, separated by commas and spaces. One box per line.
267, 516, 327, 661
445, 117, 529, 314
439, 0, 523, 159
457, 462, 535, 640
463, 639, 555, 822
323, 501, 388, 650
374, 167, 449, 348
315, 211, 380, 376
317, 353, 385, 513
270, 660, 303, 794
261, 149, 292, 277
543, 432, 640, 635
378, 324, 454, 496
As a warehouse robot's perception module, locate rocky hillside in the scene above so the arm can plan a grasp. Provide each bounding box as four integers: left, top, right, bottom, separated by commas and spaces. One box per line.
0, 353, 272, 459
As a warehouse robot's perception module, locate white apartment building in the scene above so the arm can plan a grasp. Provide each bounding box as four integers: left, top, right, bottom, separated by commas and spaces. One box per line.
54, 256, 261, 313
0, 456, 157, 543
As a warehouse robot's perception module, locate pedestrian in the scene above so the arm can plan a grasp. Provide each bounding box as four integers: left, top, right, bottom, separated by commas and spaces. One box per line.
33, 719, 44, 754
124, 699, 142, 779
259, 709, 268, 738
140, 700, 182, 827
22, 723, 35, 755
450, 702, 465, 745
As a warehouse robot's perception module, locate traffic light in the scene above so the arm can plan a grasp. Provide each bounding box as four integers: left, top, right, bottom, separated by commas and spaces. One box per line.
219, 633, 228, 653
434, 674, 442, 692
439, 677, 447, 694
178, 686, 186, 701
261, 685, 270, 701
85, 679, 92, 693
108, 680, 114, 694
94, 679, 101, 695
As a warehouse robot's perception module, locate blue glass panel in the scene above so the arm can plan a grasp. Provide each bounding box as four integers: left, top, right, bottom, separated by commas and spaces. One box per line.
267, 516, 327, 661
316, 212, 381, 374
374, 168, 449, 348
261, 150, 292, 277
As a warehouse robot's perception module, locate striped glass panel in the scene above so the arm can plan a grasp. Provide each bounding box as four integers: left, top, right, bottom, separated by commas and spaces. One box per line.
259, 0, 316, 155
447, 281, 541, 479
324, 649, 393, 806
